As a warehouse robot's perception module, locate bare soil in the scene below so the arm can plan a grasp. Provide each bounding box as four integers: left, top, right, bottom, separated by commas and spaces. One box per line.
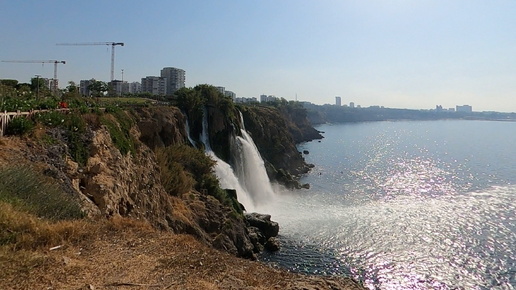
1, 219, 363, 290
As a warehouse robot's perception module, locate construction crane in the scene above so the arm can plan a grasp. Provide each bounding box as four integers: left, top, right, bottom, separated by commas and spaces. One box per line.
56, 42, 124, 82
1, 60, 66, 92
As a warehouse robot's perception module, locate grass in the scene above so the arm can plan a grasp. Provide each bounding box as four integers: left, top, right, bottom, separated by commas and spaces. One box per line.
97, 97, 156, 105
100, 111, 137, 156
0, 166, 84, 221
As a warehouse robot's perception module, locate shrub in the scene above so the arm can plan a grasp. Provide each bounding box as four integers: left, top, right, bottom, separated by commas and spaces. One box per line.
0, 166, 84, 220
100, 113, 136, 156
34, 111, 66, 127
156, 150, 195, 196
156, 144, 243, 214
5, 116, 34, 136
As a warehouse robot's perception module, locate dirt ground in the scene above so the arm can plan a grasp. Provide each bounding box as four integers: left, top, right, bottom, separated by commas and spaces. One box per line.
0, 220, 364, 290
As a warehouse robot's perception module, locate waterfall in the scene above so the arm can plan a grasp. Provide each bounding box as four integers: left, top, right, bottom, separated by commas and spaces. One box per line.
232, 112, 275, 205
199, 111, 255, 211
184, 115, 197, 148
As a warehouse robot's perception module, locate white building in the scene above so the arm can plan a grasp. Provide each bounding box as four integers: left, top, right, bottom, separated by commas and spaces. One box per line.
260, 95, 279, 103
235, 97, 258, 103
141, 76, 167, 96
225, 90, 236, 101
129, 82, 141, 94
160, 67, 185, 95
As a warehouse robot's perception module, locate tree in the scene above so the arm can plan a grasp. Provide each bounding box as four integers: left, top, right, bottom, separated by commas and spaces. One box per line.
66, 81, 78, 93
30, 77, 47, 97
88, 80, 108, 97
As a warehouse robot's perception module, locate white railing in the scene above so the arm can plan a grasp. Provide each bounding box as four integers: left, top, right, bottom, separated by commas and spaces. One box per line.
0, 109, 70, 137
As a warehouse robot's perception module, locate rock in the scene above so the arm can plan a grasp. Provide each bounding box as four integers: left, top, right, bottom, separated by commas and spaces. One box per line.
303, 150, 309, 154
265, 237, 280, 252
247, 226, 265, 253
245, 213, 279, 239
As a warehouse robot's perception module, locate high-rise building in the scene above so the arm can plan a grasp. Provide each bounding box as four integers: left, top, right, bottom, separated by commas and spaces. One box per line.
335, 96, 342, 106
141, 76, 167, 96
109, 80, 122, 96
160, 67, 185, 95
129, 82, 141, 94
79, 79, 95, 96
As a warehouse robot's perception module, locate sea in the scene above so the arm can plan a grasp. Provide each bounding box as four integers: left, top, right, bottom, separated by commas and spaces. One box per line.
258, 120, 516, 289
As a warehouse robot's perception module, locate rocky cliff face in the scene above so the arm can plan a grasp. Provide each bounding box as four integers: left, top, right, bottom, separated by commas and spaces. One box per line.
1, 103, 321, 258
239, 105, 321, 188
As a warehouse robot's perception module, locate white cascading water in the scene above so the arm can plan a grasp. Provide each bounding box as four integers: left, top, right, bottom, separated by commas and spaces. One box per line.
198, 111, 256, 211
184, 115, 197, 148
232, 112, 276, 206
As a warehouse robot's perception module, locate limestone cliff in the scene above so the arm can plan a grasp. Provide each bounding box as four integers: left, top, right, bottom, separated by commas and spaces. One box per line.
1, 99, 322, 258
239, 105, 321, 188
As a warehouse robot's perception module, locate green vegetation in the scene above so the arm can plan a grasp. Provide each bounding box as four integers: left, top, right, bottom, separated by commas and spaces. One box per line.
99, 110, 136, 156
5, 116, 34, 135
173, 84, 240, 161
0, 166, 84, 221
97, 97, 156, 105
157, 144, 243, 215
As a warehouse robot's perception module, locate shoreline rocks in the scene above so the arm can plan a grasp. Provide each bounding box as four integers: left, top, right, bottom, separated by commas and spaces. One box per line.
245, 212, 280, 253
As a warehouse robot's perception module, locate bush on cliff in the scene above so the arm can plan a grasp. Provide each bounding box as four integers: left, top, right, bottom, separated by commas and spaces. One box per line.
156, 144, 243, 215
100, 111, 137, 156
0, 166, 84, 221
5, 116, 33, 136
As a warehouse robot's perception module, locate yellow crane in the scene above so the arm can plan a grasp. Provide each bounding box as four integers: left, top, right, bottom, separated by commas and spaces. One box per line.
1, 60, 66, 93
56, 42, 124, 82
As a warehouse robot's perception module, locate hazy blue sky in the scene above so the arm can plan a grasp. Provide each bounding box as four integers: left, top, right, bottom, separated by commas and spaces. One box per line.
2, 0, 516, 112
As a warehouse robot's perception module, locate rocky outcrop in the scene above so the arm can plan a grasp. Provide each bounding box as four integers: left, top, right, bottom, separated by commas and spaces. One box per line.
245, 213, 280, 253
135, 106, 187, 149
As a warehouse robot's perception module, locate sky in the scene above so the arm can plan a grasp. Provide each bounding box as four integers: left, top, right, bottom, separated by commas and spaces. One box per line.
1, 0, 516, 112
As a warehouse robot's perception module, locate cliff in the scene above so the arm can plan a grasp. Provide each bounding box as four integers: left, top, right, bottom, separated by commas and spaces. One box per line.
0, 102, 321, 257
0, 93, 363, 288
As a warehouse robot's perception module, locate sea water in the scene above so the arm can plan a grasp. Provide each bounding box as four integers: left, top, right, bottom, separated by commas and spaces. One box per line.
259, 120, 516, 289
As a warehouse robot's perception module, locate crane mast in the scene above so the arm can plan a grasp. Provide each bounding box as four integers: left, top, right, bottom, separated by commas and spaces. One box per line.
56, 42, 124, 81
1, 60, 66, 93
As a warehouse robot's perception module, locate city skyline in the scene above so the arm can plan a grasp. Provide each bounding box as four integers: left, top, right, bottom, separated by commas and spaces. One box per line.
2, 1, 516, 112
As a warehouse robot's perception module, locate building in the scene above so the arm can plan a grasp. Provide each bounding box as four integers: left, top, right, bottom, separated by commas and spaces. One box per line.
129, 82, 141, 94
216, 86, 226, 96
79, 79, 95, 96
349, 102, 355, 108
235, 97, 258, 103
141, 76, 167, 96
109, 80, 129, 96
456, 105, 472, 113
335, 96, 342, 106
225, 90, 236, 101
260, 95, 279, 103
160, 67, 185, 96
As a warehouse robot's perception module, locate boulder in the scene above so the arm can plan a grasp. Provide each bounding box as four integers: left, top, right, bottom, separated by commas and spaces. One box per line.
245, 213, 279, 239
265, 237, 280, 252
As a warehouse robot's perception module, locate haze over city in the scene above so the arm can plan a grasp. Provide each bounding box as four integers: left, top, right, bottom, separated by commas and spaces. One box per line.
2, 0, 516, 112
